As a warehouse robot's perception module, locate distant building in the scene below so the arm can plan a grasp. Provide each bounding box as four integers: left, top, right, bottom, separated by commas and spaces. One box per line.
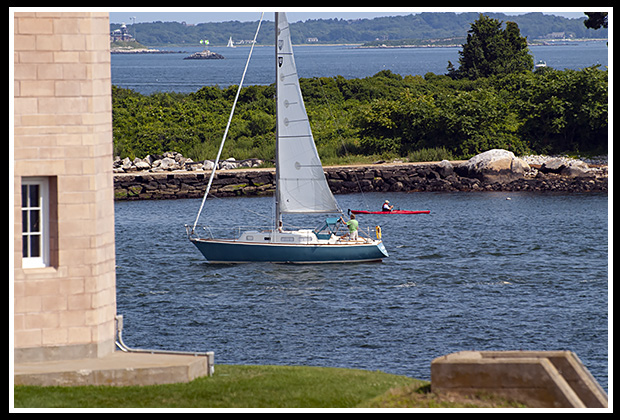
110, 23, 134, 42
544, 31, 574, 39
306, 37, 319, 43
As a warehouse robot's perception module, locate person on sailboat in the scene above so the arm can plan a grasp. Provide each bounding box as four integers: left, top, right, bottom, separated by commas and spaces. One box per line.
340, 214, 359, 241
382, 200, 394, 212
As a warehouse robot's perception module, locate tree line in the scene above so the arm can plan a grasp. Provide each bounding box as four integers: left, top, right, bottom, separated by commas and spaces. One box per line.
112, 65, 607, 162
114, 12, 607, 47
112, 15, 608, 163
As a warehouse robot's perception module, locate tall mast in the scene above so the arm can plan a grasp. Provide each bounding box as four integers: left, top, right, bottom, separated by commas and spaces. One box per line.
274, 12, 282, 231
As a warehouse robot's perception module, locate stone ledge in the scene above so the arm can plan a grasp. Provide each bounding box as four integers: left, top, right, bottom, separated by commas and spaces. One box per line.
430, 350, 608, 408
14, 351, 212, 386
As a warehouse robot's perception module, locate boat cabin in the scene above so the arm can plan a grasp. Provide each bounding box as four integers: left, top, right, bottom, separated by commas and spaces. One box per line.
236, 217, 341, 244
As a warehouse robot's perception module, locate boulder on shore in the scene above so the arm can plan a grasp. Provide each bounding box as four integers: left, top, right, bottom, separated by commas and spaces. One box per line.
540, 158, 590, 177
458, 149, 530, 184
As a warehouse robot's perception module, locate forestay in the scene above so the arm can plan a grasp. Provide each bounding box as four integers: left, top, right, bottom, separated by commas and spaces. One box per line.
275, 13, 340, 215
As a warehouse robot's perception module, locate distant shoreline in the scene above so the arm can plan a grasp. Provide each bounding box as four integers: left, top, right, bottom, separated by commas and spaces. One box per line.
111, 48, 187, 54
356, 37, 608, 49
112, 37, 607, 51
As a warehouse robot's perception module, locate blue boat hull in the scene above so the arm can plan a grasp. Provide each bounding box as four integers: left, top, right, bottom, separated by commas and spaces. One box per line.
190, 238, 389, 264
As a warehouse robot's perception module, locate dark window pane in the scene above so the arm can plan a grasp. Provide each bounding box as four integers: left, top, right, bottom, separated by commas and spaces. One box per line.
29, 210, 40, 233
22, 210, 28, 233
22, 235, 28, 257
30, 234, 40, 258
29, 184, 39, 208
22, 185, 28, 208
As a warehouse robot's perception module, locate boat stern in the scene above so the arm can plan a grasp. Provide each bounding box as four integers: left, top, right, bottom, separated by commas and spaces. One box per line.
377, 240, 389, 258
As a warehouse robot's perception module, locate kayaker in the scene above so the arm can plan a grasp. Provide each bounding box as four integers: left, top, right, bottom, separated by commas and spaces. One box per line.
382, 200, 394, 212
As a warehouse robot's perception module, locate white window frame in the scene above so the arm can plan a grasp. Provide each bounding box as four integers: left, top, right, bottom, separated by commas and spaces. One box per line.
21, 177, 50, 269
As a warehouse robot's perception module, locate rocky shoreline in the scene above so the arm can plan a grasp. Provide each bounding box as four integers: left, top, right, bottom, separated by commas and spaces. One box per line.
113, 150, 607, 201
183, 50, 225, 60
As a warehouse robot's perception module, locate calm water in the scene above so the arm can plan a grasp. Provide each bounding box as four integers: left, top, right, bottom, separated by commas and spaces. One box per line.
111, 41, 609, 95
114, 191, 608, 390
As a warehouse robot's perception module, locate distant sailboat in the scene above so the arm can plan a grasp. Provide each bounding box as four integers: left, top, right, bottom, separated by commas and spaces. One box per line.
227, 36, 235, 48
186, 12, 388, 263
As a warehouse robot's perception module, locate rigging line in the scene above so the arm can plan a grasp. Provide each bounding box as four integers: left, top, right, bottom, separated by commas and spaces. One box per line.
199, 191, 275, 225
192, 12, 264, 232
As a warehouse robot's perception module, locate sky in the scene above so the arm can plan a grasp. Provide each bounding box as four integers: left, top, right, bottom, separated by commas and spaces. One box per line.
105, 7, 593, 25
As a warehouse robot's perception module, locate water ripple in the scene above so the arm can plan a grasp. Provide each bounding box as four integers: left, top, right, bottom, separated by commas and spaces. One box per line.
115, 191, 608, 390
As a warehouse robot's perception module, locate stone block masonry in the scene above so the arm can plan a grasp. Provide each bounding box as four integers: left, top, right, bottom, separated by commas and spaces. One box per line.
14, 11, 117, 363
14, 12, 213, 386
114, 169, 275, 200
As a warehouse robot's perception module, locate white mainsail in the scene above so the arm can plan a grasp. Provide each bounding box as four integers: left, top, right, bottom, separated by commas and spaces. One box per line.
275, 13, 340, 215
188, 12, 388, 264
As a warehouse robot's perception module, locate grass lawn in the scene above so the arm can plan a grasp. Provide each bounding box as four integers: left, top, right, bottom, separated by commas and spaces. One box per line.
13, 364, 524, 409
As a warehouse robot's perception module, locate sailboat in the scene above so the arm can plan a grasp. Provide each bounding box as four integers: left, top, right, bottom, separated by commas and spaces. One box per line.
186, 13, 388, 264
227, 36, 235, 48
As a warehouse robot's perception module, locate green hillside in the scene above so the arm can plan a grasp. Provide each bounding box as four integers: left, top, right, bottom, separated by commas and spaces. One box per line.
111, 12, 607, 46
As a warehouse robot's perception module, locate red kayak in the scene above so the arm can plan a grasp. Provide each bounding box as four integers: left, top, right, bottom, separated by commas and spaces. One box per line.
350, 210, 430, 215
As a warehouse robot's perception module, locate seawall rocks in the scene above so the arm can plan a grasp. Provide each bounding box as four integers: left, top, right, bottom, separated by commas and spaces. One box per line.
113, 152, 264, 173
114, 160, 607, 201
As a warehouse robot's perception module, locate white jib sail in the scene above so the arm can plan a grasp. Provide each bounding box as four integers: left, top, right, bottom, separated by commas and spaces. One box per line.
275, 13, 340, 214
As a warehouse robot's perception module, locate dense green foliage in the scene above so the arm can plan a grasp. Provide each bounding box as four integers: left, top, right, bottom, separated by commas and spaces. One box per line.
112, 12, 607, 46
447, 15, 533, 80
584, 12, 608, 30
111, 13, 607, 162
112, 64, 608, 162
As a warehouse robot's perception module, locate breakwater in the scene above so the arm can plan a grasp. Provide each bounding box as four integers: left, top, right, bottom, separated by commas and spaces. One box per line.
113, 161, 607, 201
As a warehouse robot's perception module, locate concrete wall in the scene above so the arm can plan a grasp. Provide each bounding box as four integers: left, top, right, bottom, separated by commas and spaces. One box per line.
431, 351, 608, 408
13, 12, 117, 362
